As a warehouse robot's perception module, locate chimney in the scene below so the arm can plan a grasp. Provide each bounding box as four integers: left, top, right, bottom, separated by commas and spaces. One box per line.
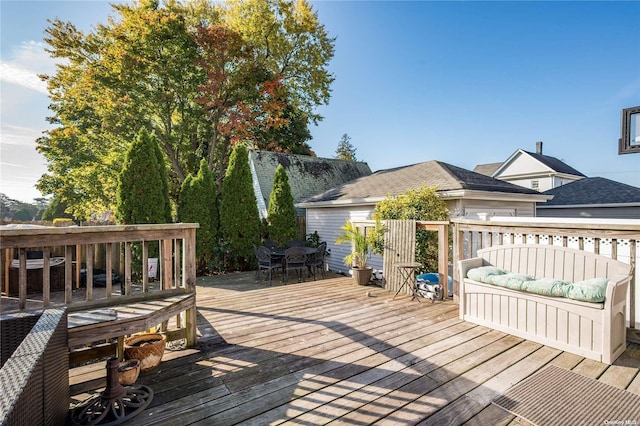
536, 141, 543, 155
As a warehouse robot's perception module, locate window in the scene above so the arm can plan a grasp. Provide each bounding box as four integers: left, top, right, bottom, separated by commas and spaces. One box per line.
531, 180, 539, 191
619, 106, 640, 154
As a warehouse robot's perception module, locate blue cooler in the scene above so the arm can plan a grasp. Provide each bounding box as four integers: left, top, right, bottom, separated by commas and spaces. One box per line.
416, 273, 453, 297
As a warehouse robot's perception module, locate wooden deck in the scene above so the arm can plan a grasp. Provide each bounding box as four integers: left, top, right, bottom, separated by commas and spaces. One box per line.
69, 273, 640, 425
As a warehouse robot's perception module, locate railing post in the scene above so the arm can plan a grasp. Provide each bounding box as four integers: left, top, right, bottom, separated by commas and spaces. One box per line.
183, 227, 197, 347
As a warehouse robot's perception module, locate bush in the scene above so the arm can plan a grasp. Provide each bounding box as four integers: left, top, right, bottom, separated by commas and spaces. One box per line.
266, 164, 297, 246
178, 159, 219, 272
373, 185, 449, 273
220, 145, 261, 271
116, 128, 171, 225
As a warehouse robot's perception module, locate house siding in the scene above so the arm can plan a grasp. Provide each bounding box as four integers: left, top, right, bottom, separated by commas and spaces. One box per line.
305, 207, 383, 275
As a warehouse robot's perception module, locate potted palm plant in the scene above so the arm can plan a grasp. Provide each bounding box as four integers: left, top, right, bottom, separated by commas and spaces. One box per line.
336, 220, 373, 285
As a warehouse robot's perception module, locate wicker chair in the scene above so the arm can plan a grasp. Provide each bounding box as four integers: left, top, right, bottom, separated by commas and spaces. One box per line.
284, 247, 308, 283
256, 245, 283, 285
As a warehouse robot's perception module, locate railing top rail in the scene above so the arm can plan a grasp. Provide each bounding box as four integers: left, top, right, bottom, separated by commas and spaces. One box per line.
451, 217, 640, 233
0, 223, 199, 249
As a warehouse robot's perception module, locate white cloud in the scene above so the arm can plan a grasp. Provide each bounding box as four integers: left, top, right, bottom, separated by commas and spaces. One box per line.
0, 62, 48, 93
0, 123, 46, 147
0, 40, 56, 94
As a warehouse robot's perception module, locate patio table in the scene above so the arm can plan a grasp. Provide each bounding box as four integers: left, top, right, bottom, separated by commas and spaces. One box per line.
272, 247, 317, 278
393, 262, 422, 301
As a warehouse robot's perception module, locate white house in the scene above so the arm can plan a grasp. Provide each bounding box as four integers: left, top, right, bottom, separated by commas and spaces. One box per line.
474, 141, 585, 192
298, 160, 550, 275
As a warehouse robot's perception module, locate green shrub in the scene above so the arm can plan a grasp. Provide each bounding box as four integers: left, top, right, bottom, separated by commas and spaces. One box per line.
373, 185, 449, 273
178, 159, 219, 272
266, 164, 297, 246
116, 128, 171, 225
220, 145, 261, 271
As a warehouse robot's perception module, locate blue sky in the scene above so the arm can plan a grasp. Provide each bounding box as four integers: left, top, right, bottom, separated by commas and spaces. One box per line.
1, 0, 639, 203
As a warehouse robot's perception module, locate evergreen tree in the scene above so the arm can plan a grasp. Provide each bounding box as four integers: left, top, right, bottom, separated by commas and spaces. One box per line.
335, 133, 357, 161
178, 159, 219, 271
267, 164, 297, 246
116, 128, 171, 225
220, 145, 261, 270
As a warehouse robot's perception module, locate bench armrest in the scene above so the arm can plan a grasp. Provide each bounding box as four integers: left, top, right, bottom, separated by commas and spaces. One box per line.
458, 257, 485, 283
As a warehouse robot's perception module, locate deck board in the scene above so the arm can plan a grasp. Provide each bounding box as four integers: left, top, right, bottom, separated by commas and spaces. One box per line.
68, 273, 640, 425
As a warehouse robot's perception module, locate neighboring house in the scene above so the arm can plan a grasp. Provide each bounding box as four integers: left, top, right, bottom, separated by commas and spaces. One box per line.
299, 160, 550, 274
537, 177, 640, 219
248, 150, 372, 220
474, 141, 585, 192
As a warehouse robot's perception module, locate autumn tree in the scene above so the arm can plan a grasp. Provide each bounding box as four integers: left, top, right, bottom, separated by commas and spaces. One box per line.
36, 0, 334, 218
220, 144, 261, 270
335, 133, 357, 161
266, 164, 297, 246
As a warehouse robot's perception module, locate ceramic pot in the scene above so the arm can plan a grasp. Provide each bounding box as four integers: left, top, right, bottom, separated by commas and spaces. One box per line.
124, 333, 166, 372
118, 358, 140, 385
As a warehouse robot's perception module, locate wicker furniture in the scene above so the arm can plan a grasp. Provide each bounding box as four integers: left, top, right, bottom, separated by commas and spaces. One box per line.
0, 308, 69, 426
459, 244, 632, 364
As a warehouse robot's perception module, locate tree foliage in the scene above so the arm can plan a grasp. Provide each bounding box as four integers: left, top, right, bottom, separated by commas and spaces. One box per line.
116, 128, 172, 224
335, 133, 357, 161
36, 0, 334, 218
266, 164, 297, 246
178, 159, 219, 270
220, 144, 261, 270
373, 185, 449, 272
220, 0, 335, 125
41, 195, 74, 221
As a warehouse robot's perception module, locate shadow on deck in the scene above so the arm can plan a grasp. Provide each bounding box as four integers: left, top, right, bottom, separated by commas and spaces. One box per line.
69, 273, 640, 425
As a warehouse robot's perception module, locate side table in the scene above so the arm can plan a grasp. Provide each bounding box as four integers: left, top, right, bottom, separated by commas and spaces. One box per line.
393, 262, 422, 301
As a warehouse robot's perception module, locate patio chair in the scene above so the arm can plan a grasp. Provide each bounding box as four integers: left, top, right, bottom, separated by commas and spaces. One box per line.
310, 242, 328, 280
256, 246, 283, 285
284, 246, 308, 284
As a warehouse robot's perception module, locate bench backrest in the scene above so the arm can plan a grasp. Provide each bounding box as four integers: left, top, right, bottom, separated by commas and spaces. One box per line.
477, 244, 631, 281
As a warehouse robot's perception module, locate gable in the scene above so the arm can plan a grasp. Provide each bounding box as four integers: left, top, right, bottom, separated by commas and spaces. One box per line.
495, 150, 585, 179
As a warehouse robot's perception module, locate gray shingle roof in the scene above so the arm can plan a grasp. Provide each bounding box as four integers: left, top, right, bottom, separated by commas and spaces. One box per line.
522, 151, 586, 177
249, 150, 372, 216
541, 177, 640, 206
303, 160, 539, 203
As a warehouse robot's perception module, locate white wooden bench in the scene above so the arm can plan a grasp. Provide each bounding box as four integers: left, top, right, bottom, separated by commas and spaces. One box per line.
458, 244, 632, 364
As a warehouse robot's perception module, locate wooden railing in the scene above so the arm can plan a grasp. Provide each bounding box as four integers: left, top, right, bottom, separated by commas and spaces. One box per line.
1, 223, 198, 312
451, 217, 640, 331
